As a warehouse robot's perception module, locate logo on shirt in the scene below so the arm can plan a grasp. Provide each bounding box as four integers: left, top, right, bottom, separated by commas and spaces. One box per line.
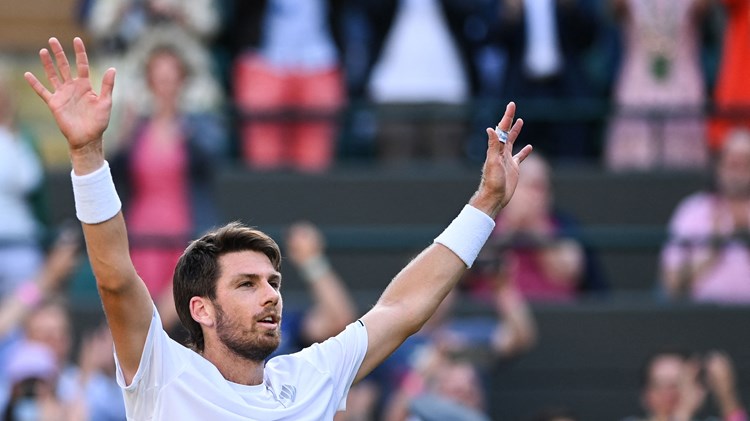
278, 384, 296, 406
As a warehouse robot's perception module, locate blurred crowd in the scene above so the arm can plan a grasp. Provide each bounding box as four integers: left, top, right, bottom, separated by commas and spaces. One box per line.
67, 0, 750, 171
2, 0, 750, 419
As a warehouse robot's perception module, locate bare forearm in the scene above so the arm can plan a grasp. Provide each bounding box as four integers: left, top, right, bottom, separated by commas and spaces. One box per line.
714, 386, 745, 420
493, 287, 536, 357
81, 213, 138, 291
719, 397, 744, 420
305, 272, 356, 340
0, 298, 31, 338
68, 144, 139, 291
357, 101, 530, 382
357, 244, 466, 382
375, 244, 465, 336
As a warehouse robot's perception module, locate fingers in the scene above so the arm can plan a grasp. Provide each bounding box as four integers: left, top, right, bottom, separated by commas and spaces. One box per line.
486, 127, 502, 154
497, 102, 516, 132
487, 116, 525, 157
48, 37, 73, 82
100, 67, 116, 100
24, 72, 52, 103
490, 102, 524, 149
507, 118, 524, 148
73, 37, 90, 79
39, 48, 61, 90
513, 144, 533, 165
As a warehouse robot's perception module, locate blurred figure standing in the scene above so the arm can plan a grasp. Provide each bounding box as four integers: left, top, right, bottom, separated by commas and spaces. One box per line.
0, 70, 45, 297
112, 45, 227, 331
497, 0, 601, 161
605, 0, 711, 171
85, 0, 224, 147
229, 0, 345, 172
367, 0, 470, 166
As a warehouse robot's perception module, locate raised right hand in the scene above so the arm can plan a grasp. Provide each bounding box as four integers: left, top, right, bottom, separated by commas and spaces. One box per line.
285, 222, 326, 267
24, 37, 115, 154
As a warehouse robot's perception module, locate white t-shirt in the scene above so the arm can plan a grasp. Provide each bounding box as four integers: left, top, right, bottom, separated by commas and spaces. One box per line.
115, 308, 368, 420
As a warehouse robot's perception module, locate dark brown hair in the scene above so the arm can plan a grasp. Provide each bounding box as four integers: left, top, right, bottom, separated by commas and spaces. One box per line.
173, 222, 281, 351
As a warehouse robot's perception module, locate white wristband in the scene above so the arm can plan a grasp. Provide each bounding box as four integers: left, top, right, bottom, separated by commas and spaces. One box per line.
434, 205, 495, 268
71, 161, 122, 224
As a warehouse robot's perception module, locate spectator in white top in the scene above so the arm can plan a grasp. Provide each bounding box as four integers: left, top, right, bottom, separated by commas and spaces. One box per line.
0, 68, 45, 298
368, 0, 471, 166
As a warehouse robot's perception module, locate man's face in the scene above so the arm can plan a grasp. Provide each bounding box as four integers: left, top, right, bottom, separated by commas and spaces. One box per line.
211, 250, 283, 362
643, 355, 684, 417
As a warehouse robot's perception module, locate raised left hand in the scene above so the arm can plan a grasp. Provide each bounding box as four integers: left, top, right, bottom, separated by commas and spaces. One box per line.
469, 102, 532, 218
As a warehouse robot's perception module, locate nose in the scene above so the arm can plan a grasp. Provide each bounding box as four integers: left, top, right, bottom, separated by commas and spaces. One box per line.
260, 280, 280, 307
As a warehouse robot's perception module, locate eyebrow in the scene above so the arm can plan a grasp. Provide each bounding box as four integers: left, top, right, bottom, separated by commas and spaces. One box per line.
231, 272, 282, 285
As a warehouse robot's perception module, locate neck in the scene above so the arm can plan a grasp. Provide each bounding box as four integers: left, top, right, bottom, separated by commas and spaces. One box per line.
154, 99, 179, 120
201, 341, 265, 385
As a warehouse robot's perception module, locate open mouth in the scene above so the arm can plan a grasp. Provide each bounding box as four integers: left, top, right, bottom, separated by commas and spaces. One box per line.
257, 315, 279, 329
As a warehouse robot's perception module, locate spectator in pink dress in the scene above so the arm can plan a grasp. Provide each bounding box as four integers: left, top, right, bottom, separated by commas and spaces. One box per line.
113, 45, 227, 329
605, 0, 711, 171
660, 128, 750, 303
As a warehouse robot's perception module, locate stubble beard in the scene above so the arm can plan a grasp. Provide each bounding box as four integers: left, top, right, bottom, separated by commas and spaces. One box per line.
215, 303, 281, 363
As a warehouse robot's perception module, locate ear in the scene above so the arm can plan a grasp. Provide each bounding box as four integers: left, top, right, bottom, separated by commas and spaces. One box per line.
190, 296, 215, 328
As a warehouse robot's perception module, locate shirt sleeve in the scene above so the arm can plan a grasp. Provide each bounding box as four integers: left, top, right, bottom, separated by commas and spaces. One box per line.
114, 306, 189, 415
296, 320, 368, 411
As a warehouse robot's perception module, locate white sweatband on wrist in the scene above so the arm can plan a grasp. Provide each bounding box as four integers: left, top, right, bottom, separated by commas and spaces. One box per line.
434, 205, 495, 268
71, 160, 122, 224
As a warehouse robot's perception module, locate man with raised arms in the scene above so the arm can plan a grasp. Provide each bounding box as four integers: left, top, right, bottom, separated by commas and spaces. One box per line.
25, 37, 532, 420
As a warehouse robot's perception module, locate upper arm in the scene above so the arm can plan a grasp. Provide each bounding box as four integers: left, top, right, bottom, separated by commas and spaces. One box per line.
99, 274, 154, 385
354, 244, 467, 383
355, 305, 409, 383
82, 214, 154, 385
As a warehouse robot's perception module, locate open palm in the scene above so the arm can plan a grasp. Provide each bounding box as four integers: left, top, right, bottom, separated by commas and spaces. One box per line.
471, 102, 533, 218
25, 37, 115, 150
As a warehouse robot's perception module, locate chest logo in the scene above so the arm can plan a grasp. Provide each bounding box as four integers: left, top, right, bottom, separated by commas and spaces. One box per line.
278, 384, 297, 406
